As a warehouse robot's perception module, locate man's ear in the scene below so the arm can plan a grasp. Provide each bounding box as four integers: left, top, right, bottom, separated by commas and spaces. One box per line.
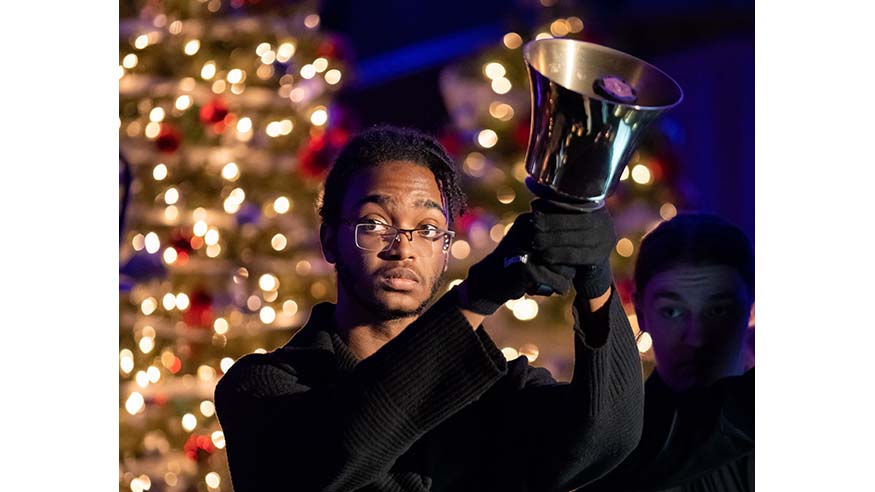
320, 223, 337, 264
632, 291, 647, 333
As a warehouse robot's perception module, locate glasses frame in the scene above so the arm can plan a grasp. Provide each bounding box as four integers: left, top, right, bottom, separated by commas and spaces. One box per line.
339, 219, 455, 256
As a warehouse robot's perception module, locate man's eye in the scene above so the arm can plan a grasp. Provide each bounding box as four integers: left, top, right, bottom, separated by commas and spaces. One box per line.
659, 306, 685, 320
360, 221, 389, 233
705, 305, 734, 319
416, 225, 442, 239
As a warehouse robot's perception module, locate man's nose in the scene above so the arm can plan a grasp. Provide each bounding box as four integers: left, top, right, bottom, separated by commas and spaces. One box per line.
385, 231, 416, 258
683, 318, 708, 348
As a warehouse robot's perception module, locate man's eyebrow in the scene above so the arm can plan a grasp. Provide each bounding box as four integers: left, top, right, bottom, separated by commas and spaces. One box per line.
353, 194, 391, 209
353, 195, 446, 217
707, 292, 741, 302
412, 198, 446, 216
652, 291, 684, 301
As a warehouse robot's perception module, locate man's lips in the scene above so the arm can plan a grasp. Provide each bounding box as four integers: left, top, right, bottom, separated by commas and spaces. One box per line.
378, 268, 420, 291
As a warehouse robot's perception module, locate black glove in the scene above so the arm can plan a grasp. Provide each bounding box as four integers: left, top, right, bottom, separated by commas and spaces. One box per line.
530, 199, 616, 298
457, 212, 575, 315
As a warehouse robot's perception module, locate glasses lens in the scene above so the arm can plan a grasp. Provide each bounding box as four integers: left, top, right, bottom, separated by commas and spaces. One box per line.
354, 224, 391, 251
354, 224, 450, 258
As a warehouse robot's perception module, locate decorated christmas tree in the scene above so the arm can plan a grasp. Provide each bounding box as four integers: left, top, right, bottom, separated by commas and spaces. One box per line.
118, 1, 349, 490
118, 2, 691, 490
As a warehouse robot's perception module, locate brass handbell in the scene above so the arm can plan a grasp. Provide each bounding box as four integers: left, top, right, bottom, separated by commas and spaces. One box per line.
523, 39, 683, 210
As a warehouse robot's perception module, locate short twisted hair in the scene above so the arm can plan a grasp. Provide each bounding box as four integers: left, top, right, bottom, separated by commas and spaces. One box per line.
634, 213, 754, 296
317, 125, 467, 227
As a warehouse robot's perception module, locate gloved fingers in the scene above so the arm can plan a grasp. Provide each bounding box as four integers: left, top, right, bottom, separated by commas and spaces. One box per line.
495, 213, 535, 252
531, 229, 616, 249
531, 206, 613, 232
523, 262, 574, 296
539, 246, 614, 266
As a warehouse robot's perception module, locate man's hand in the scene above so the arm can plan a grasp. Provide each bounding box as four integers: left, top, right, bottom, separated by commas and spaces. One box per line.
456, 212, 576, 316
530, 199, 616, 299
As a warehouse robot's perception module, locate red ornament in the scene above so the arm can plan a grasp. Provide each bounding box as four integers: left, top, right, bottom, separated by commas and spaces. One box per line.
155, 123, 182, 153
455, 207, 484, 235
513, 119, 531, 151
184, 434, 216, 462
182, 289, 214, 329
297, 127, 349, 178
170, 228, 194, 254
316, 35, 353, 62
199, 98, 229, 125
438, 128, 464, 160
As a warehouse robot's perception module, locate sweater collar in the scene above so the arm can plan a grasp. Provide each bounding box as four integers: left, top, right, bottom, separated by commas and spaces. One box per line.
281, 302, 359, 373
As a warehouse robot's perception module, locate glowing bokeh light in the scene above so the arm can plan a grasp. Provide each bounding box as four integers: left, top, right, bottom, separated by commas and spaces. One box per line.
300, 64, 316, 79
631, 164, 652, 184
221, 162, 240, 181
139, 336, 155, 354
122, 53, 138, 69
181, 413, 197, 432
325, 69, 342, 85
201, 61, 216, 80
503, 32, 523, 49
450, 240, 470, 259
310, 108, 328, 126
271, 234, 288, 251
501, 347, 519, 361
616, 237, 634, 257
176, 292, 190, 310
175, 95, 192, 110
277, 42, 296, 61
162, 292, 177, 310
491, 77, 512, 94
313, 57, 328, 72
282, 299, 298, 316
150, 165, 168, 184
304, 14, 320, 28
211, 430, 226, 448
205, 472, 221, 489
200, 400, 216, 417
260, 306, 277, 324
184, 39, 200, 55
147, 366, 161, 383
273, 196, 291, 214
227, 68, 245, 84
149, 107, 165, 122
236, 117, 252, 134
164, 187, 179, 205
125, 392, 145, 415
659, 202, 678, 220
204, 228, 219, 246
141, 297, 158, 315
484, 62, 506, 80
120, 349, 135, 374
477, 129, 498, 148
259, 273, 279, 291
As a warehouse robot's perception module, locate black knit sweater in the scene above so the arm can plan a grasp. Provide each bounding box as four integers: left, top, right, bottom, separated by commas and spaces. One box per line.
214, 288, 644, 492
582, 370, 754, 492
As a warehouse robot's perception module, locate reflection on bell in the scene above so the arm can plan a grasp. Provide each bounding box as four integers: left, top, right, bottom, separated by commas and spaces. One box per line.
523, 39, 683, 210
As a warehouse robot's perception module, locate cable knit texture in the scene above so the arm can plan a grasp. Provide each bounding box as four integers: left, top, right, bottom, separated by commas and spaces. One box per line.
214, 288, 643, 492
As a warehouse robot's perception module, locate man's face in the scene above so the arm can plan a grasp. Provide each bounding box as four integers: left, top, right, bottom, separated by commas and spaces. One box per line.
636, 264, 753, 392
325, 160, 450, 321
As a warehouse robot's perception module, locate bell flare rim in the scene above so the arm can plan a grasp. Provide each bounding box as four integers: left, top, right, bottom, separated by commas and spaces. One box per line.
523, 38, 684, 111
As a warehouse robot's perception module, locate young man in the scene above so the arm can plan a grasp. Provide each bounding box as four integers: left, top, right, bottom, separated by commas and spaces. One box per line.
215, 126, 644, 491
587, 213, 754, 491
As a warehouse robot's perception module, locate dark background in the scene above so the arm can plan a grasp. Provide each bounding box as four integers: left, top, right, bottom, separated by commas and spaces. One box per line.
318, 0, 755, 242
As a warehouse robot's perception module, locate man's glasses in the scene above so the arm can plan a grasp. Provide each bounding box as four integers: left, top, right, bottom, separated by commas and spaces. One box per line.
340, 220, 455, 258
